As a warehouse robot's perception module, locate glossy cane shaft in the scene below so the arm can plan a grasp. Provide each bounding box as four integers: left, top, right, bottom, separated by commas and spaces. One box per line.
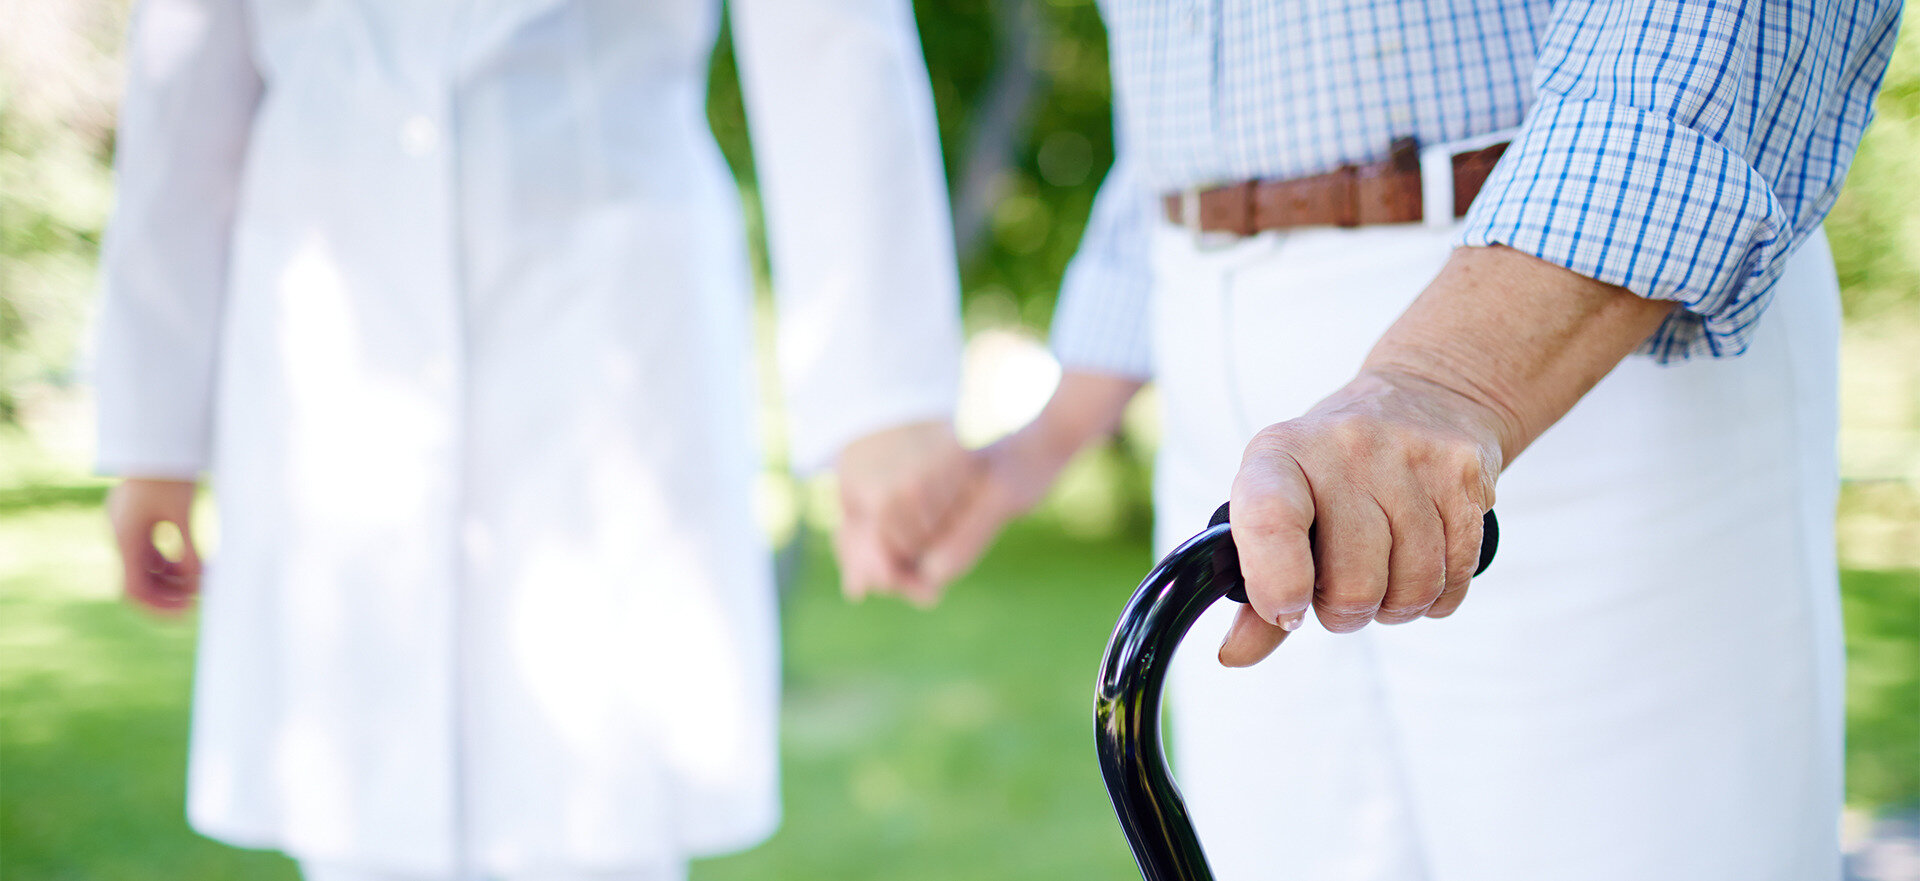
1094, 522, 1241, 881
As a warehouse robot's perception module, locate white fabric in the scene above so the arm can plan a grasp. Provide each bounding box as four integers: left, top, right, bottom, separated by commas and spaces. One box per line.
1147, 220, 1843, 881
91, 0, 959, 875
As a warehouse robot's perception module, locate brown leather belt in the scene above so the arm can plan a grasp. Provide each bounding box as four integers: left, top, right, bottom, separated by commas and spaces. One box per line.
1161, 137, 1508, 235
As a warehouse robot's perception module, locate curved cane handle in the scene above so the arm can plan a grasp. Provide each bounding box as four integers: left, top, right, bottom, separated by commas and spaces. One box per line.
1093, 506, 1498, 881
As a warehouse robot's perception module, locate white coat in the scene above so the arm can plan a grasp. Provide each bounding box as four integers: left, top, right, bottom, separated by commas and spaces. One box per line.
91, 0, 962, 874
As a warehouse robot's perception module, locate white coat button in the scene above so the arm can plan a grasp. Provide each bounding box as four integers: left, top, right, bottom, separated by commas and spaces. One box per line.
400, 115, 439, 156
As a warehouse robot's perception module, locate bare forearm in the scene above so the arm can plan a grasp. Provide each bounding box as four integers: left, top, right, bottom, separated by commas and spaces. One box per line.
1019, 370, 1146, 466
1363, 245, 1675, 464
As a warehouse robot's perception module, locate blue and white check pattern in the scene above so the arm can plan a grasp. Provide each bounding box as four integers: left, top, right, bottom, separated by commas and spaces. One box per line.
1052, 0, 1903, 376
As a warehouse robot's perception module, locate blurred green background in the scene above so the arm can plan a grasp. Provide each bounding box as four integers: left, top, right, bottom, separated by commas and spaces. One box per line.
3, 1, 1916, 879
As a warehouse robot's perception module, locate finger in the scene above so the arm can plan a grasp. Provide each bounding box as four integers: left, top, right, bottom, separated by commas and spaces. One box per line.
1376, 500, 1446, 624
1218, 603, 1290, 667
874, 453, 978, 564
914, 450, 985, 541
875, 485, 941, 561
113, 516, 166, 611
896, 572, 945, 610
156, 517, 204, 601
1310, 492, 1390, 633
1427, 501, 1486, 619
833, 523, 878, 602
1230, 438, 1316, 630
915, 487, 1010, 592
174, 518, 204, 577
111, 513, 147, 596
130, 541, 193, 614
848, 517, 923, 602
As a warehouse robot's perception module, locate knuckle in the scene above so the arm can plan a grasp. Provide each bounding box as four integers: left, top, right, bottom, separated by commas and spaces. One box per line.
1440, 435, 1483, 471
1236, 498, 1291, 533
1249, 421, 1306, 450
1247, 584, 1308, 618
1327, 418, 1376, 456
1233, 492, 1306, 539
1316, 560, 1384, 598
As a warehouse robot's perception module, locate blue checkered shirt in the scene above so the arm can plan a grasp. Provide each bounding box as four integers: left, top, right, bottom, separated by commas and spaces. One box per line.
1053, 0, 1902, 377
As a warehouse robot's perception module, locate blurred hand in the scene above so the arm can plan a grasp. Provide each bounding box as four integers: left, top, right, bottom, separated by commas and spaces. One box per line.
107, 478, 203, 615
834, 420, 974, 606
907, 370, 1146, 598
910, 429, 1068, 592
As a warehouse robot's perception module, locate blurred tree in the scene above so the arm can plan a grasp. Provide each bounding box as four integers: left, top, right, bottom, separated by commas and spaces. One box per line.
0, 0, 129, 423
708, 0, 1117, 332
1826, 17, 1920, 321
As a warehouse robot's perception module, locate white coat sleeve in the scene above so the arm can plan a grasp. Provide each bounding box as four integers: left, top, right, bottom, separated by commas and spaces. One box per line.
729, 0, 964, 474
92, 0, 263, 479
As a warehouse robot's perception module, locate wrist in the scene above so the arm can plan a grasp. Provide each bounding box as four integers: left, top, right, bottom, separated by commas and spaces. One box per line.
1006, 415, 1082, 481
1023, 369, 1145, 464
1359, 245, 1674, 462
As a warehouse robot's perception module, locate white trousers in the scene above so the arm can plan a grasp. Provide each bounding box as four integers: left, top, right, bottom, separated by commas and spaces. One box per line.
1150, 221, 1844, 881
299, 861, 684, 881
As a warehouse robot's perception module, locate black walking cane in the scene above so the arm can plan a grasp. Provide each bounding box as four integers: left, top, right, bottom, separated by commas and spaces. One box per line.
1094, 503, 1499, 881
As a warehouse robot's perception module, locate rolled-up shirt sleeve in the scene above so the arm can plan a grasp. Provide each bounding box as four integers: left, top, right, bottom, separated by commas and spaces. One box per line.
731, 0, 964, 473
1460, 0, 1902, 361
93, 0, 262, 478
1052, 144, 1155, 380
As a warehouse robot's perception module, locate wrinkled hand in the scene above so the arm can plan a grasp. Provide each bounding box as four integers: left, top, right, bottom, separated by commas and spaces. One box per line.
107, 478, 203, 615
1217, 245, 1675, 667
834, 421, 974, 606
1220, 369, 1503, 667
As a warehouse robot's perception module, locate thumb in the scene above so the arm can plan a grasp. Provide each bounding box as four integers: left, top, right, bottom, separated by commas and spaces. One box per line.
169, 503, 203, 577
915, 489, 1012, 591
1218, 602, 1291, 667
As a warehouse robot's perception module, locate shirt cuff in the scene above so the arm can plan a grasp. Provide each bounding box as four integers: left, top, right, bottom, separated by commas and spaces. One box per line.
1460, 94, 1793, 362
1050, 250, 1155, 380
95, 444, 209, 481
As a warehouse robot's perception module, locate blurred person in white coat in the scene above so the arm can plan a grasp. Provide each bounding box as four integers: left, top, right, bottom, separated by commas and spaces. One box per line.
93, 1, 967, 879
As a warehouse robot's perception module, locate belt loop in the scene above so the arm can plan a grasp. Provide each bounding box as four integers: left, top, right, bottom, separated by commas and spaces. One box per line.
1181, 187, 1203, 240
1421, 126, 1521, 227
1419, 140, 1455, 229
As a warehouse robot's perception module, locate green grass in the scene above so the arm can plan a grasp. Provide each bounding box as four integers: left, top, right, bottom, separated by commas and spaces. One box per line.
2, 477, 1915, 880
0, 490, 1152, 881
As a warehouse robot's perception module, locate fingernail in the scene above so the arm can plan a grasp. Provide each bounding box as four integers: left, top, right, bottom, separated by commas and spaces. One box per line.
1280, 613, 1305, 632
